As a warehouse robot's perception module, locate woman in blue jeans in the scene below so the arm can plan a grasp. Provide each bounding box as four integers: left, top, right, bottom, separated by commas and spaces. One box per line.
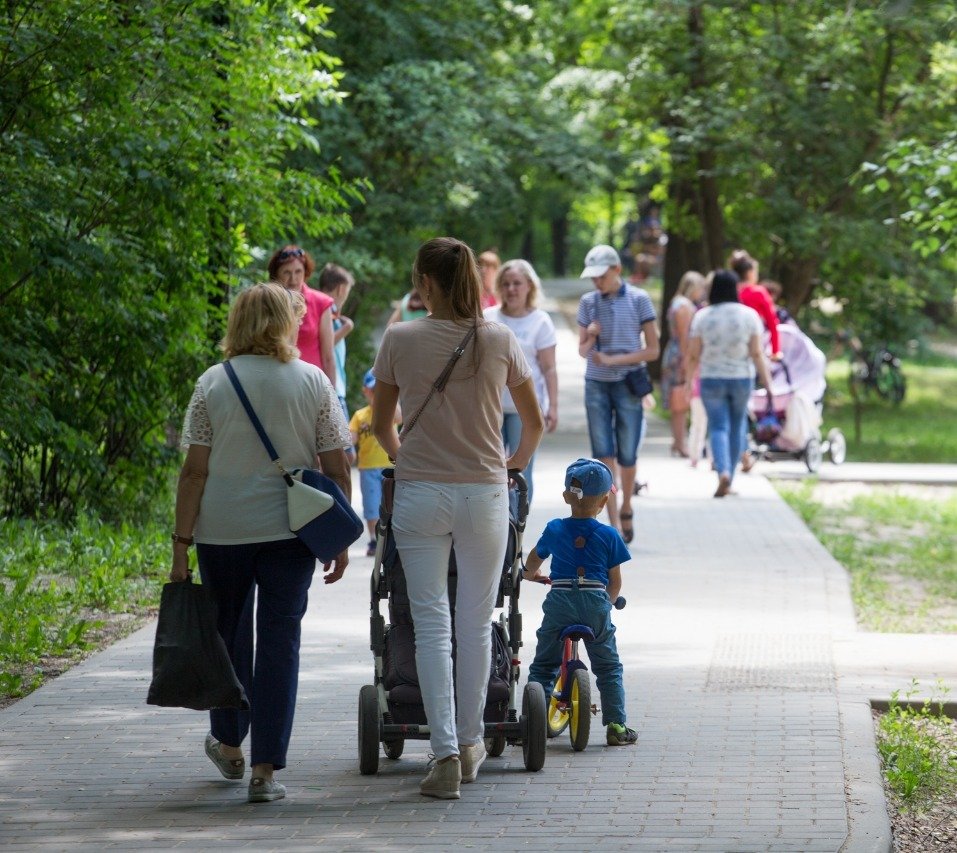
684, 270, 774, 497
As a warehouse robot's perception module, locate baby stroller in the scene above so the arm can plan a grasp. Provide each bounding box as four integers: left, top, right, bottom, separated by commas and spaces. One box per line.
357, 470, 547, 775
748, 323, 847, 473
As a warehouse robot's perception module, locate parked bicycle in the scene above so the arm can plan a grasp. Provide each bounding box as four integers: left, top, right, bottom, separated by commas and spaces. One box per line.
841, 332, 906, 404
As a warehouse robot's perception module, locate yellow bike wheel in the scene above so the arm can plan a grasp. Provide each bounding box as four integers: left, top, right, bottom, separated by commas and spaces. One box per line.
546, 672, 570, 737
568, 669, 591, 751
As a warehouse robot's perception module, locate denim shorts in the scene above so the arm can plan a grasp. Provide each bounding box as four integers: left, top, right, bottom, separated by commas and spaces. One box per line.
359, 468, 385, 521
584, 378, 645, 466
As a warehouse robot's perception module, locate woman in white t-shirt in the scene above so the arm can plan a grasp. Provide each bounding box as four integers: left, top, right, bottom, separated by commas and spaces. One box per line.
372, 238, 543, 799
685, 270, 773, 498
483, 259, 558, 507
171, 283, 353, 803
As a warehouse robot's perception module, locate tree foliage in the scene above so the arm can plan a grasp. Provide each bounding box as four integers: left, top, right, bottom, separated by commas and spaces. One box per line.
0, 0, 361, 519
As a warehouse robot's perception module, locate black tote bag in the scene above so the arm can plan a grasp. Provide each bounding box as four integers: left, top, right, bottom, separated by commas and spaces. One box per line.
146, 578, 249, 711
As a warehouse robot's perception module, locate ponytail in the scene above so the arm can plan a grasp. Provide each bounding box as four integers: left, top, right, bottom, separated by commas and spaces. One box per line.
413, 237, 482, 323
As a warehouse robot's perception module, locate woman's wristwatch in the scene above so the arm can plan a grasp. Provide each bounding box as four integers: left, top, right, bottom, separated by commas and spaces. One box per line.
171, 532, 194, 547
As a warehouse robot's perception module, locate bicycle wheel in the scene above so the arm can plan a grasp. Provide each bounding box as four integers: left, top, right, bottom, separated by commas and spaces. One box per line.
568, 669, 591, 752
546, 671, 570, 738
875, 361, 906, 404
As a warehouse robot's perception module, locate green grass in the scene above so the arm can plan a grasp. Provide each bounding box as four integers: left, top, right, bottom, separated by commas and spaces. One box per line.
778, 482, 957, 633
876, 681, 957, 806
0, 514, 167, 700
820, 356, 957, 463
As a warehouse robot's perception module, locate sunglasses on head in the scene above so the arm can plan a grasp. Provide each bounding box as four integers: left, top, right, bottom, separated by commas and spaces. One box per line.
278, 248, 304, 261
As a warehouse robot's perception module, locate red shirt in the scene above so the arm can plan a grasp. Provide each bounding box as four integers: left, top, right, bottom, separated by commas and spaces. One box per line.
296, 284, 335, 370
738, 283, 780, 355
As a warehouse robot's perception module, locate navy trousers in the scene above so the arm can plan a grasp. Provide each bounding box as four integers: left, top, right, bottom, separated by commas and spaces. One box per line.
197, 538, 315, 770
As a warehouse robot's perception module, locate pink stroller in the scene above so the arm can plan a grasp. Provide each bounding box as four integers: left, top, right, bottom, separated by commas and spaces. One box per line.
747, 323, 846, 472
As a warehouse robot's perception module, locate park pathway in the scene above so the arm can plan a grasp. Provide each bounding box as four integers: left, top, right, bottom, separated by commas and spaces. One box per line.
7, 281, 953, 851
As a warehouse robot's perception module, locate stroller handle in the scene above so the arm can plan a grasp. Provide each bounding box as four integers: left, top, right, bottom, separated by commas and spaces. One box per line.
507, 469, 529, 524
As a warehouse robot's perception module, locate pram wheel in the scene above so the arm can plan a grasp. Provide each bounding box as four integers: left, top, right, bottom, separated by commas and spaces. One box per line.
521, 682, 547, 772
804, 437, 823, 473
485, 735, 507, 757
569, 669, 591, 752
383, 738, 404, 760
826, 428, 846, 465
358, 684, 380, 776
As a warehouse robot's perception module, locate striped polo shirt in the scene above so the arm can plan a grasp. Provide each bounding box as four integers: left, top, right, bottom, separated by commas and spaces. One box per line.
577, 281, 657, 382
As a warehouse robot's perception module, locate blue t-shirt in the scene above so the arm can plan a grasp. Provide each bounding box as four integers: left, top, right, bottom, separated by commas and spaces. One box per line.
534, 517, 631, 586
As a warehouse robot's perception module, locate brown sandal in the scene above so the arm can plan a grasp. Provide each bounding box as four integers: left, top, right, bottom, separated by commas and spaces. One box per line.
620, 512, 634, 543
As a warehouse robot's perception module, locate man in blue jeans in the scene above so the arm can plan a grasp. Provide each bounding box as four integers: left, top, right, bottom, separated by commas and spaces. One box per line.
523, 458, 637, 746
577, 244, 659, 542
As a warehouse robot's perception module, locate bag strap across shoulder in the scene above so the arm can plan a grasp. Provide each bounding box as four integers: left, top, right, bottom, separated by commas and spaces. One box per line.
400, 323, 477, 437
222, 361, 294, 485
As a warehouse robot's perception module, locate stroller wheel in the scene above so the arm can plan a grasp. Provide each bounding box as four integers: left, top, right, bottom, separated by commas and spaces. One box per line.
485, 735, 507, 757
826, 429, 847, 465
383, 738, 404, 760
546, 672, 570, 738
804, 437, 823, 473
521, 682, 547, 772
358, 684, 381, 775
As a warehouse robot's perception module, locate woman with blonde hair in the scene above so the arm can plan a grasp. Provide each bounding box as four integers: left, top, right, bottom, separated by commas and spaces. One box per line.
661, 271, 708, 457
484, 258, 558, 507
171, 282, 352, 803
373, 238, 543, 799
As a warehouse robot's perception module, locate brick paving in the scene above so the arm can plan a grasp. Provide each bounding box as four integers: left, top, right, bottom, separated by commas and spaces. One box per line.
0, 303, 916, 852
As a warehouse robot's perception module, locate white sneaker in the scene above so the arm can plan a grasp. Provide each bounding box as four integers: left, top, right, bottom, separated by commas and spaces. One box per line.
459, 741, 487, 784
420, 756, 461, 799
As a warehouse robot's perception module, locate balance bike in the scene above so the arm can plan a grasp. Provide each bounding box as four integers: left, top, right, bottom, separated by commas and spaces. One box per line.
545, 596, 626, 751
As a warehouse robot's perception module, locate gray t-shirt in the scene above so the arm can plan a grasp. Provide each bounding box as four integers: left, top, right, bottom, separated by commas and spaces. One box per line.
182, 355, 352, 544
689, 303, 763, 379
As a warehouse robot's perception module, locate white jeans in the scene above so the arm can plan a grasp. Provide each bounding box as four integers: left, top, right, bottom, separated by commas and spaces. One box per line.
392, 480, 509, 759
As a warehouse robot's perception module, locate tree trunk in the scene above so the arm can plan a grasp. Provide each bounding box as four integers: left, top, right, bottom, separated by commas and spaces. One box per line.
550, 211, 568, 276
659, 181, 708, 380
520, 229, 534, 266
776, 255, 819, 316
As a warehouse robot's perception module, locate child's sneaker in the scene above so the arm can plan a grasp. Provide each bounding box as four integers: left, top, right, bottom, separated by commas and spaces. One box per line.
420, 756, 461, 799
366, 539, 376, 557
606, 723, 638, 746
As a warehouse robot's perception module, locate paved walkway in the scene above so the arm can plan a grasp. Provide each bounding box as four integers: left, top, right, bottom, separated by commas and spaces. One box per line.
3, 291, 955, 851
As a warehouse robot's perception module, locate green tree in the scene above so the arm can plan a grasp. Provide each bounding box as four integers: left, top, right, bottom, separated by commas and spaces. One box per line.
0, 0, 361, 519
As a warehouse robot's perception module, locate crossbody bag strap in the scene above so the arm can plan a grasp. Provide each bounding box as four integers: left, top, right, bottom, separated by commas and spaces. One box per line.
222, 361, 294, 485
400, 323, 477, 437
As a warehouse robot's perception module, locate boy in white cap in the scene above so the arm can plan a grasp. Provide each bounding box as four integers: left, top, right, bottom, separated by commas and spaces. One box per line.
577, 244, 659, 543
523, 458, 637, 746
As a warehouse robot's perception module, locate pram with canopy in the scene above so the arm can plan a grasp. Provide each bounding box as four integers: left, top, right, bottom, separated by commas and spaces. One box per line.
357, 470, 547, 775
747, 323, 846, 472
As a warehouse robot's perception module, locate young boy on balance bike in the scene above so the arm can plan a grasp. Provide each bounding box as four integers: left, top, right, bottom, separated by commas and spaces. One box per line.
523, 458, 637, 746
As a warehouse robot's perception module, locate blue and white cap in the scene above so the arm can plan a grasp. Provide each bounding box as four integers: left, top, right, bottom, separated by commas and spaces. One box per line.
564, 458, 614, 498
363, 369, 376, 389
